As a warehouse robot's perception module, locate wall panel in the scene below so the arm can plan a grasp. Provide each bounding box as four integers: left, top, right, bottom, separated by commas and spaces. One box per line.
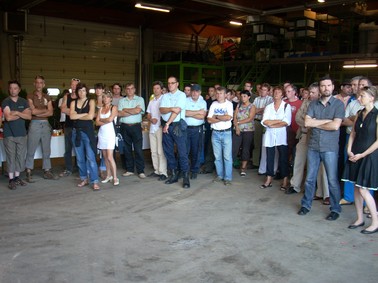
21, 16, 139, 91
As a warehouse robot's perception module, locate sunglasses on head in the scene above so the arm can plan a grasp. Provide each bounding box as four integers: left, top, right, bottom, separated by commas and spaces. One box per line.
71, 78, 80, 82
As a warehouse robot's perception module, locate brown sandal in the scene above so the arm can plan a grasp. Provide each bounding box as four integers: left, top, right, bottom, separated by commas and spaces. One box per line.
77, 179, 89, 187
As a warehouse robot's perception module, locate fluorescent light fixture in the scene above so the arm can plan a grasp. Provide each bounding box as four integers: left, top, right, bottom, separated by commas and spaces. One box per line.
135, 3, 171, 13
230, 21, 243, 26
343, 60, 378, 69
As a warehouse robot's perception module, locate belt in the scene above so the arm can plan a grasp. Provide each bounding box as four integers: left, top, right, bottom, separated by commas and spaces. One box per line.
254, 119, 262, 122
122, 123, 141, 126
187, 125, 202, 129
213, 128, 231, 132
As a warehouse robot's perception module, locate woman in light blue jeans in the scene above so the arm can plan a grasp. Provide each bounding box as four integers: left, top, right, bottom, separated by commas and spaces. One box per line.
70, 83, 100, 191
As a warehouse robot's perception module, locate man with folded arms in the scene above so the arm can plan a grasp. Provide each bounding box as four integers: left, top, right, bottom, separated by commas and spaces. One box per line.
207, 87, 234, 186
298, 76, 345, 221
118, 83, 146, 179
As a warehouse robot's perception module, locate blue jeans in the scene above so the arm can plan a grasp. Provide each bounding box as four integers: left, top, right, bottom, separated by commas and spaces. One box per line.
72, 129, 99, 184
163, 123, 189, 172
212, 130, 233, 181
301, 149, 341, 213
187, 126, 203, 173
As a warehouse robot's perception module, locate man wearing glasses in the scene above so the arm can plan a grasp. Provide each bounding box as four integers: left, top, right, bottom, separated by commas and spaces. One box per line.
160, 76, 190, 189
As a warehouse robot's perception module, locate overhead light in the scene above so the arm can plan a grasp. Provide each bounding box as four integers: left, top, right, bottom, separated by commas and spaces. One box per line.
135, 3, 171, 13
317, 0, 325, 3
343, 60, 378, 69
230, 21, 243, 26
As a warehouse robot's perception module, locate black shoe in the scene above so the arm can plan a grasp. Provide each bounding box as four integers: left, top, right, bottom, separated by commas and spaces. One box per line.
190, 173, 197, 179
285, 186, 298, 195
183, 172, 190, 189
361, 227, 378, 234
8, 180, 17, 190
148, 172, 160, 178
158, 175, 167, 181
348, 222, 365, 229
326, 212, 339, 221
298, 207, 309, 215
165, 170, 178, 184
199, 169, 212, 174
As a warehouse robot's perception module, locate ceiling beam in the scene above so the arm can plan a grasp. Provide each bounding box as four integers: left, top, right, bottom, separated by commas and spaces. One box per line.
190, 0, 261, 14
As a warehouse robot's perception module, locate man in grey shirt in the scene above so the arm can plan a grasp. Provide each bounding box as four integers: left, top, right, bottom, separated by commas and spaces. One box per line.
298, 76, 345, 221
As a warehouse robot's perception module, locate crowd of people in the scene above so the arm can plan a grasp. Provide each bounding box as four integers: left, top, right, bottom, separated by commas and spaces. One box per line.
2, 74, 377, 234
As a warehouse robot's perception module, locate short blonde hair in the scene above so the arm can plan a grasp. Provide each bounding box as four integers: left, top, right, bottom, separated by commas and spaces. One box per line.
359, 86, 377, 101
102, 91, 113, 100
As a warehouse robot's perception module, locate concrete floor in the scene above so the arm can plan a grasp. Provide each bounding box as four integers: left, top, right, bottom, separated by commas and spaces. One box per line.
0, 157, 377, 283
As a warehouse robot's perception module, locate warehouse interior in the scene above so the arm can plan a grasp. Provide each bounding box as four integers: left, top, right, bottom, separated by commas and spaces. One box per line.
0, 1, 377, 282
0, 0, 377, 93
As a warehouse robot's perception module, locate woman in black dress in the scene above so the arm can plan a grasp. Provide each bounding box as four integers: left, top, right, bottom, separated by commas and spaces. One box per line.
342, 86, 378, 234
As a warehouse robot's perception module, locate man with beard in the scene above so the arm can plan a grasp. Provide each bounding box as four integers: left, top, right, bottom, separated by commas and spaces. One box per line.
298, 76, 345, 221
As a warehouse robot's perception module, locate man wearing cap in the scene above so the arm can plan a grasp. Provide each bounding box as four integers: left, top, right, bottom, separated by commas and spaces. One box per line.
185, 84, 207, 180
160, 76, 190, 188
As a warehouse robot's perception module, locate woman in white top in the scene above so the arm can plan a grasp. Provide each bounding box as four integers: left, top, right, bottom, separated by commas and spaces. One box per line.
260, 86, 292, 190
96, 92, 119, 186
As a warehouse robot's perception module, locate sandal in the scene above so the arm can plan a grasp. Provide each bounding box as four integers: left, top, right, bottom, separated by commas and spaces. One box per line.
92, 183, 100, 191
77, 179, 89, 187
322, 197, 330, 205
280, 185, 288, 191
260, 183, 272, 189
313, 196, 323, 200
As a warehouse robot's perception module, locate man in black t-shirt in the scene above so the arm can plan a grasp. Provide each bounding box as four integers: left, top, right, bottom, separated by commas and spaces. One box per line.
2, 80, 32, 190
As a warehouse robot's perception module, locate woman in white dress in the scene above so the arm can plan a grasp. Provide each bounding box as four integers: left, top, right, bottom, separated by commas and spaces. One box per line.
96, 92, 119, 185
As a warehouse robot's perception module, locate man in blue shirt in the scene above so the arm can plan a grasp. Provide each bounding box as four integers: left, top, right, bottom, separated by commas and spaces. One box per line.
160, 76, 190, 188
185, 84, 207, 180
118, 83, 146, 178
298, 76, 345, 221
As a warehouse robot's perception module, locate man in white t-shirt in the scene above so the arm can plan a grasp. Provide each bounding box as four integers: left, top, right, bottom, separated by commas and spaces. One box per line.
207, 87, 234, 185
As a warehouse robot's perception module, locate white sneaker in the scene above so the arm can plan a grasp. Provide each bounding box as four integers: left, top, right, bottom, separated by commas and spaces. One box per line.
138, 173, 146, 179
122, 171, 134, 177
